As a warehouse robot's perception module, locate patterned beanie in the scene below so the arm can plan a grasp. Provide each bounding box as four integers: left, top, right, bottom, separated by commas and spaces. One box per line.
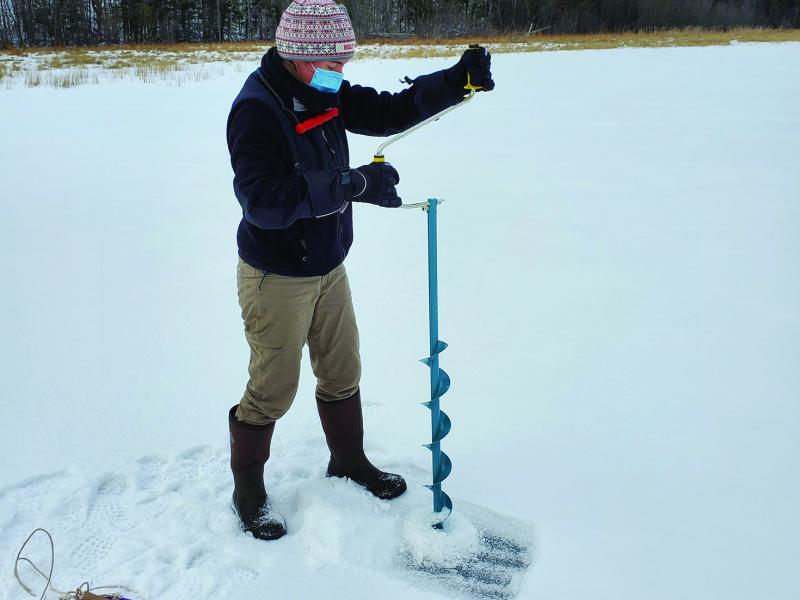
276, 0, 357, 61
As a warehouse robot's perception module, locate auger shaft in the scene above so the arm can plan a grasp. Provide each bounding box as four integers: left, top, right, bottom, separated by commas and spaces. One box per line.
427, 198, 444, 514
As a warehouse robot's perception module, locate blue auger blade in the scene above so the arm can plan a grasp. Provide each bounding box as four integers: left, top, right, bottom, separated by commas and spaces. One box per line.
424, 410, 451, 446
423, 487, 453, 513
432, 368, 450, 399
432, 450, 452, 484
421, 447, 452, 484
420, 340, 448, 366
420, 371, 450, 403
441, 490, 453, 513
432, 410, 451, 443
424, 488, 454, 525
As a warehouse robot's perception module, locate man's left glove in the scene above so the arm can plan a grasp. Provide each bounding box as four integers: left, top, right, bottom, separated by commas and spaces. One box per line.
350, 162, 402, 208
444, 45, 495, 92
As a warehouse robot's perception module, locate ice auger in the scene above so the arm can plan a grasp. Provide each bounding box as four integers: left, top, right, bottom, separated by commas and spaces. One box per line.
376, 45, 484, 527
378, 46, 535, 600
420, 198, 452, 526
404, 198, 453, 527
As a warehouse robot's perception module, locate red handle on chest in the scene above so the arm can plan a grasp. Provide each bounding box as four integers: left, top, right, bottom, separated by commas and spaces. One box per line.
295, 107, 340, 134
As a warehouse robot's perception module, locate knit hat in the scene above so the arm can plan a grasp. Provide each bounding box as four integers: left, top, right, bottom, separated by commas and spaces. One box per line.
276, 0, 357, 61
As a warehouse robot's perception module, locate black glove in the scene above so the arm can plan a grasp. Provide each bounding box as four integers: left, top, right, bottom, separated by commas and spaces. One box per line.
350, 162, 402, 208
444, 45, 495, 92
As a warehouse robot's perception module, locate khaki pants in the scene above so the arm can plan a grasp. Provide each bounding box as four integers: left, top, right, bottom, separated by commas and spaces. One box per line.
235, 258, 361, 425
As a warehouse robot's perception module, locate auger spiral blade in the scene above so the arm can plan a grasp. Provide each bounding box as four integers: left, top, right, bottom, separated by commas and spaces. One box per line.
432, 368, 451, 399
421, 340, 448, 361
431, 450, 452, 484
420, 408, 451, 442
433, 409, 451, 443
421, 368, 451, 403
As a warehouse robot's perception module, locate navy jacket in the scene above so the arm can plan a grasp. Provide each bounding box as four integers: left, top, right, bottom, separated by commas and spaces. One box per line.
227, 47, 465, 276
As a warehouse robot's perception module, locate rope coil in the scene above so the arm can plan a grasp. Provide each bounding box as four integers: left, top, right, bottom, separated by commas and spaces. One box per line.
14, 528, 139, 600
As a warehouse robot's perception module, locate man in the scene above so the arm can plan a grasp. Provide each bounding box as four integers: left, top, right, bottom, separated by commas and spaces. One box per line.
226, 0, 494, 541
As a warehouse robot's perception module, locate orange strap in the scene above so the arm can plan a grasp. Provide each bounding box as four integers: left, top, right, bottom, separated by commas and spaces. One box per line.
295, 107, 340, 134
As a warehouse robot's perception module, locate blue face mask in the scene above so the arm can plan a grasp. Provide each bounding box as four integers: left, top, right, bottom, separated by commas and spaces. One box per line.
309, 67, 344, 94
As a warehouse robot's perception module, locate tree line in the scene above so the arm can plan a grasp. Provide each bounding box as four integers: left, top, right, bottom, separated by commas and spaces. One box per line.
1, 0, 798, 48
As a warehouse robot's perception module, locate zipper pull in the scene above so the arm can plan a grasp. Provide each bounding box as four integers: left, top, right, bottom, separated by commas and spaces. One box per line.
321, 130, 336, 154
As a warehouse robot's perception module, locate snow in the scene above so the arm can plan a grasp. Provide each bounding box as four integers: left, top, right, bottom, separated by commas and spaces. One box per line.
400, 508, 480, 569
1, 42, 800, 599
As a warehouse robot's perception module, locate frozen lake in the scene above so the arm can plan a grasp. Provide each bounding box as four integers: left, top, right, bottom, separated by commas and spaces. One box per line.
1, 43, 799, 599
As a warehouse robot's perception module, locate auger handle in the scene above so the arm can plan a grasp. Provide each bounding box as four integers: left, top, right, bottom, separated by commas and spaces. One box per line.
372, 44, 484, 164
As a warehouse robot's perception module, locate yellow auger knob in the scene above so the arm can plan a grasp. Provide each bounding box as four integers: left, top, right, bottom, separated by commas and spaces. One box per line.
464, 71, 482, 91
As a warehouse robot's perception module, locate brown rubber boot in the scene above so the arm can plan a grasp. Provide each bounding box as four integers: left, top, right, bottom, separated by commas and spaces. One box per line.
229, 406, 287, 540
316, 390, 407, 500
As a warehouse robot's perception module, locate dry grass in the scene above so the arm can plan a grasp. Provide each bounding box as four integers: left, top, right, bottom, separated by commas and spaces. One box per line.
23, 67, 40, 86
363, 26, 800, 48
45, 67, 100, 87
358, 26, 800, 58
1, 27, 798, 88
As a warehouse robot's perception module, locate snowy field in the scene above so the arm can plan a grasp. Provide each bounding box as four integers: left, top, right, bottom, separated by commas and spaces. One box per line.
1, 43, 799, 599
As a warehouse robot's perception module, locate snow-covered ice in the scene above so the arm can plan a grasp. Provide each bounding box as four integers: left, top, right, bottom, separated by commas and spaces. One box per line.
1, 43, 799, 599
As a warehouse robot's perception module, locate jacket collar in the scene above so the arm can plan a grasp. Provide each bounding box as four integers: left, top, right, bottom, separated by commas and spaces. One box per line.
259, 47, 340, 114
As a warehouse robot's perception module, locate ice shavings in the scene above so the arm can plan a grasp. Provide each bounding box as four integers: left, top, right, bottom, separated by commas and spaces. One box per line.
399, 507, 480, 568
394, 502, 536, 600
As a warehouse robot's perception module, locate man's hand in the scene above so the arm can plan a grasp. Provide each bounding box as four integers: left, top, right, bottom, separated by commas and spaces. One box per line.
350, 162, 402, 208
444, 45, 495, 92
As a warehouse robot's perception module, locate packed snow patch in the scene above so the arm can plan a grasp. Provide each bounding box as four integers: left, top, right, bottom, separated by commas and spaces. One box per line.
395, 502, 536, 599
0, 446, 534, 599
